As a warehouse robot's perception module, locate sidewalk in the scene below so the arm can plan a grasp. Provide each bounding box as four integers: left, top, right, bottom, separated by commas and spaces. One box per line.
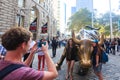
32, 47, 120, 80
32, 47, 65, 70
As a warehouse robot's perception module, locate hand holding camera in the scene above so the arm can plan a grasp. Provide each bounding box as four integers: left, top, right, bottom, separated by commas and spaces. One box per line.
41, 41, 48, 53
37, 41, 46, 48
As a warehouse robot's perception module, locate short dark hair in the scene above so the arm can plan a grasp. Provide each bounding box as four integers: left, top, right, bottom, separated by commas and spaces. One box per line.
1, 27, 32, 50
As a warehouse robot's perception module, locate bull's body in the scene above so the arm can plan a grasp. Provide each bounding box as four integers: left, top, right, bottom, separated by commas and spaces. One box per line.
56, 27, 104, 75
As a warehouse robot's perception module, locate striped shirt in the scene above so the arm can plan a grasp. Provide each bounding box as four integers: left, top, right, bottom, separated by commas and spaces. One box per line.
0, 60, 44, 80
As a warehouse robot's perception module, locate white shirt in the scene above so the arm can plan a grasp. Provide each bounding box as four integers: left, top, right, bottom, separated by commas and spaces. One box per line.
37, 48, 44, 56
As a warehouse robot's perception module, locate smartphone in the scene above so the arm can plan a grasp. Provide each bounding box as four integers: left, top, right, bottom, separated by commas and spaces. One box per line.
37, 41, 46, 48
41, 42, 46, 46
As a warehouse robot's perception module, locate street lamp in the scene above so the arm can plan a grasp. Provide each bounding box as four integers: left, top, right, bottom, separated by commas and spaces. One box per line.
109, 0, 113, 39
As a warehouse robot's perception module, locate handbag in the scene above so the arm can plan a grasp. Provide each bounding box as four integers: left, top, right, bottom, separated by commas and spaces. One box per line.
101, 51, 108, 63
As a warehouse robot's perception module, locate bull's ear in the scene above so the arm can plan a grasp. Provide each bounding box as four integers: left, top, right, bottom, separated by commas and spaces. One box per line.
98, 33, 104, 45
72, 30, 81, 44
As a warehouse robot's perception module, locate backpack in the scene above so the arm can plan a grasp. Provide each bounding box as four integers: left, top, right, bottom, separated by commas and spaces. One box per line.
0, 64, 25, 79
101, 51, 108, 63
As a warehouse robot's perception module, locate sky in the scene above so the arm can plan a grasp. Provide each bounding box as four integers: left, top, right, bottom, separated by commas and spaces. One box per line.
93, 0, 120, 14
63, 0, 120, 33
69, 0, 120, 14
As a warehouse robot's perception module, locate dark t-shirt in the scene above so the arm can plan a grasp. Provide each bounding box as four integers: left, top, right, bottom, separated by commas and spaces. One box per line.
0, 60, 44, 80
92, 46, 101, 66
52, 40, 58, 48
66, 46, 78, 61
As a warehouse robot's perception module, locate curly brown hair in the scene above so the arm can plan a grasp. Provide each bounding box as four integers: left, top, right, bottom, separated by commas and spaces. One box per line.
1, 27, 32, 50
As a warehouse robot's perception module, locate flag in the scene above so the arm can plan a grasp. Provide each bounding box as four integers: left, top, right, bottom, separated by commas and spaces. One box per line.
41, 22, 48, 33
29, 18, 37, 32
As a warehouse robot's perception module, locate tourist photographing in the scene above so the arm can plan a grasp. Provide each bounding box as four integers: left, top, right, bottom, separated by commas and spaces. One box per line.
0, 27, 58, 80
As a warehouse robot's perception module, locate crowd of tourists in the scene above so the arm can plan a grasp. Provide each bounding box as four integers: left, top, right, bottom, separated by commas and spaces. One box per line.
1, 27, 120, 80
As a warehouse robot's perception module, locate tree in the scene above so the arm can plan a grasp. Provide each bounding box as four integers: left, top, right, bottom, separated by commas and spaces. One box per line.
67, 9, 120, 37
96, 12, 120, 37
67, 8, 92, 32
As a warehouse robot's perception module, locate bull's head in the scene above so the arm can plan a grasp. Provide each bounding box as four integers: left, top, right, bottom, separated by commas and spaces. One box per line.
72, 30, 104, 68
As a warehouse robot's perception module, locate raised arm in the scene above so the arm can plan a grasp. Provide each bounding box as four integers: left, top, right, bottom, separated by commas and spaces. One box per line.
56, 47, 66, 70
24, 42, 37, 66
42, 42, 58, 80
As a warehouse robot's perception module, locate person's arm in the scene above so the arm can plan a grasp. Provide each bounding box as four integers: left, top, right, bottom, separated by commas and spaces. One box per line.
56, 47, 66, 70
95, 53, 99, 67
41, 42, 58, 80
0, 54, 2, 59
24, 43, 37, 66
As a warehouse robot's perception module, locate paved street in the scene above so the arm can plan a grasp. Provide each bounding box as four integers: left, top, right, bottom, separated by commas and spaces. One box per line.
32, 47, 120, 80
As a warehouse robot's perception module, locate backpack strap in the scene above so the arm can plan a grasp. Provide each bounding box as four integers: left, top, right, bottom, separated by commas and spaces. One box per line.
0, 64, 25, 79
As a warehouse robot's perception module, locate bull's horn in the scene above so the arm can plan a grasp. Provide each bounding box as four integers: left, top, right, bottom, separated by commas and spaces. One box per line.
98, 33, 104, 45
72, 30, 81, 44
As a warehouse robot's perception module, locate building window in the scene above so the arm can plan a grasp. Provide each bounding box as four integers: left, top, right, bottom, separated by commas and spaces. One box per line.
39, 0, 44, 3
16, 15, 24, 27
42, 12, 45, 18
46, 5, 48, 10
29, 8, 37, 32
34, 0, 39, 3
43, 2, 45, 7
18, 0, 25, 7
30, 9, 36, 23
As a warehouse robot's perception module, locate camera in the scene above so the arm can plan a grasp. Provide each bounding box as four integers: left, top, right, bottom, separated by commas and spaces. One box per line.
37, 41, 46, 48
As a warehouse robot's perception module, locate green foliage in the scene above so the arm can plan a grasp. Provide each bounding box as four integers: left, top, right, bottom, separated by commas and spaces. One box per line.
67, 9, 120, 37
67, 8, 92, 32
97, 12, 120, 37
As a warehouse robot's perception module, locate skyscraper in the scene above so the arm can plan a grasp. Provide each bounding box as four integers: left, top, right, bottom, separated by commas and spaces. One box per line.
52, 0, 67, 33
71, 7, 76, 15
76, 0, 93, 12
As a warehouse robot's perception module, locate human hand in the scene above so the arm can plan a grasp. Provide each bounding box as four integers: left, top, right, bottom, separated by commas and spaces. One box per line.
41, 41, 48, 53
95, 63, 99, 67
30, 42, 38, 54
0, 54, 2, 59
0, 54, 4, 59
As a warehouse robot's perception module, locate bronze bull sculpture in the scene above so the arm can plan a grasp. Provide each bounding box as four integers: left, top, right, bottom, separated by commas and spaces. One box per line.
56, 27, 104, 75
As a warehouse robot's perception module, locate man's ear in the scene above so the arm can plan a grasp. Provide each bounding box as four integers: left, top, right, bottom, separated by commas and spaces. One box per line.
21, 42, 26, 49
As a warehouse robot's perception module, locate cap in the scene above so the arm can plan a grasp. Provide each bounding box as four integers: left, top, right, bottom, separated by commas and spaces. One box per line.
92, 39, 99, 43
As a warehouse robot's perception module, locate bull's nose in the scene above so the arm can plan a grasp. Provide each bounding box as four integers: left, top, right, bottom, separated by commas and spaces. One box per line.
81, 60, 92, 68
